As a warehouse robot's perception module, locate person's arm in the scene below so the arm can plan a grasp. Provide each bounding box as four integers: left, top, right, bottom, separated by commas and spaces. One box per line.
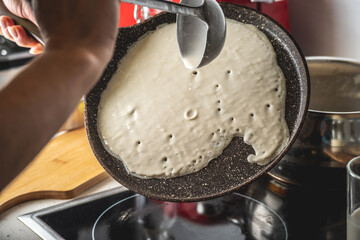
0, 0, 120, 190
0, 48, 102, 190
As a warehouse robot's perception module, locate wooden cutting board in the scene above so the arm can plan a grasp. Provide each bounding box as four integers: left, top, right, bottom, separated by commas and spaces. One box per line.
0, 128, 108, 214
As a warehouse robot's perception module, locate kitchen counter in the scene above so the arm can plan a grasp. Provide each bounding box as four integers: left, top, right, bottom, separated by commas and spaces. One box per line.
0, 177, 121, 240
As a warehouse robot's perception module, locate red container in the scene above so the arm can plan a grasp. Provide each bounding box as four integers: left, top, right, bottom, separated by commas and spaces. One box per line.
118, 2, 137, 27
118, 0, 290, 31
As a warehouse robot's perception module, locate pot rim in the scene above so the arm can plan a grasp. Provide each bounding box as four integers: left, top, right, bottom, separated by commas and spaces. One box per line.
347, 156, 360, 181
306, 56, 360, 115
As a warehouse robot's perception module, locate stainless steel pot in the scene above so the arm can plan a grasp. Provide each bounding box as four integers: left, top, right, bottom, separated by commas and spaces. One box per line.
269, 57, 360, 189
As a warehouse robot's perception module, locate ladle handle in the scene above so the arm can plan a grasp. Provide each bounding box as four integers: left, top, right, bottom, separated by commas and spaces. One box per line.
123, 0, 203, 18
0, 1, 44, 45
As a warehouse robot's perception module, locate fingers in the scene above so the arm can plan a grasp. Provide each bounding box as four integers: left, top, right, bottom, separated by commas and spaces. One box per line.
8, 26, 43, 54
0, 16, 43, 54
29, 43, 43, 55
0, 16, 15, 41
8, 25, 39, 47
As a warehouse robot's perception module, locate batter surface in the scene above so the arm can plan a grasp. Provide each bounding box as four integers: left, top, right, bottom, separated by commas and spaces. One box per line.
98, 20, 289, 179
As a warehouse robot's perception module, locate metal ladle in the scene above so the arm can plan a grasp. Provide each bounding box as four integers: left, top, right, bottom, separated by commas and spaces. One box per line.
123, 0, 226, 69
0, 0, 226, 69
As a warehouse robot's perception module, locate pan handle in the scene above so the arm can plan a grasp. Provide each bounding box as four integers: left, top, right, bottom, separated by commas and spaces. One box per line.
0, 1, 44, 45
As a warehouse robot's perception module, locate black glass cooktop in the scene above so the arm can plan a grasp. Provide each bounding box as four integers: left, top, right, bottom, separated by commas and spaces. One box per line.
19, 175, 346, 240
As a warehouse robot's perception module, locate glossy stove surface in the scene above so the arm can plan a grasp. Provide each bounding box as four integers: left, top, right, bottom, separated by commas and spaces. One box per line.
19, 175, 346, 240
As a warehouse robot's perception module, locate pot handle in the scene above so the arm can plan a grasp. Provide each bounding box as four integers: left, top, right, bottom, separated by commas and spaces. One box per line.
0, 1, 44, 45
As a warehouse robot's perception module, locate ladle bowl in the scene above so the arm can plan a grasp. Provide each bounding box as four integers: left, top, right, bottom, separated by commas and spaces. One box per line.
123, 0, 226, 69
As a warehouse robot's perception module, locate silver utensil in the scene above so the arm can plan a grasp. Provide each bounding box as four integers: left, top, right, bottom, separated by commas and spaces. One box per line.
123, 0, 226, 69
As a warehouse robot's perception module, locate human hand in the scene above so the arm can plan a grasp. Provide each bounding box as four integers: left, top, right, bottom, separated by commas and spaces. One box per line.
32, 0, 121, 67
0, 0, 43, 54
1, 0, 121, 63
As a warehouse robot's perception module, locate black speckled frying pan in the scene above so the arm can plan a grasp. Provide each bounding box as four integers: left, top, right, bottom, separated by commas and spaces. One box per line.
85, 3, 310, 202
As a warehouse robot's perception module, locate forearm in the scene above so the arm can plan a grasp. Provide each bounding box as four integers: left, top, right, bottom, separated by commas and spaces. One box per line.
0, 49, 106, 190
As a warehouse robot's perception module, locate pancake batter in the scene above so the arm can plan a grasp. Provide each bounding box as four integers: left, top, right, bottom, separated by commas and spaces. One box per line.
98, 20, 289, 179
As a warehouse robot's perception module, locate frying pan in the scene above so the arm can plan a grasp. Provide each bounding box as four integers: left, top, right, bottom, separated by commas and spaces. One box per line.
85, 3, 310, 202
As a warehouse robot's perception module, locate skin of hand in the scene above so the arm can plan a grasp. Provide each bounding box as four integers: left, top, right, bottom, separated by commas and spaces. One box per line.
0, 0, 43, 53
0, 0, 121, 190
